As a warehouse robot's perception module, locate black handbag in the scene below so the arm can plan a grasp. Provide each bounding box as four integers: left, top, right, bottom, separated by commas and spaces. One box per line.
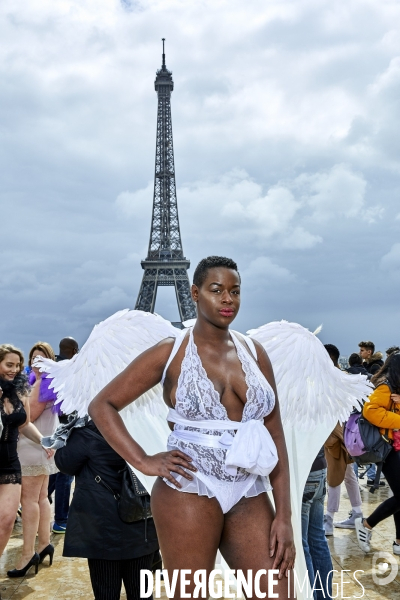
118, 465, 152, 523
85, 428, 152, 525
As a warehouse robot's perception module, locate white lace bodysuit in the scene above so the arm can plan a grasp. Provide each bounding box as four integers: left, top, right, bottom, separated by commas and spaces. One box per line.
161, 328, 277, 514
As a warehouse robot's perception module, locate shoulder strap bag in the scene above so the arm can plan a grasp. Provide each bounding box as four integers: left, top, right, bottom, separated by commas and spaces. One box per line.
85, 427, 152, 529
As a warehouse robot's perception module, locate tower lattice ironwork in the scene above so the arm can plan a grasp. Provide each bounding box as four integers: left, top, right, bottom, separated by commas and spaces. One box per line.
135, 40, 196, 322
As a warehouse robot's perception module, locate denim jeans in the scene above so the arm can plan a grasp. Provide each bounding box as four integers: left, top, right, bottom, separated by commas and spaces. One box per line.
302, 468, 333, 600
48, 472, 74, 526
353, 462, 376, 479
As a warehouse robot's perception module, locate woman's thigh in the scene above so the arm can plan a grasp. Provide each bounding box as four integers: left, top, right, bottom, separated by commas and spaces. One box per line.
21, 475, 46, 504
220, 492, 294, 600
38, 475, 49, 501
151, 478, 224, 596
0, 483, 21, 532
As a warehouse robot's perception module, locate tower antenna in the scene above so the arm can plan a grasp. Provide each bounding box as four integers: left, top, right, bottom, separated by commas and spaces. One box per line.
162, 38, 165, 67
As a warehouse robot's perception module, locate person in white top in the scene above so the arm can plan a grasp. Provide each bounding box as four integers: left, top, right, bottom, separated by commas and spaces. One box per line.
89, 256, 295, 598
11, 342, 59, 573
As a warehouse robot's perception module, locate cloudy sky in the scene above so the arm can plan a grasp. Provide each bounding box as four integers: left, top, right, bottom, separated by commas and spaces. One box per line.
1, 0, 399, 358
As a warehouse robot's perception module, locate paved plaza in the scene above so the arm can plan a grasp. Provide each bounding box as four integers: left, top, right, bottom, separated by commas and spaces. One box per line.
1, 481, 399, 599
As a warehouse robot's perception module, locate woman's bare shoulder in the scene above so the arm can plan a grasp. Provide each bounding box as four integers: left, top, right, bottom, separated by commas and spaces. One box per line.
250, 338, 268, 355
135, 336, 177, 373
17, 392, 29, 405
153, 337, 176, 358
157, 337, 176, 349
233, 331, 270, 363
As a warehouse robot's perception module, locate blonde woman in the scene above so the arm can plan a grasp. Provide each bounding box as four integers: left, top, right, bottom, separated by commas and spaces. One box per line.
8, 343, 59, 576
0, 344, 52, 578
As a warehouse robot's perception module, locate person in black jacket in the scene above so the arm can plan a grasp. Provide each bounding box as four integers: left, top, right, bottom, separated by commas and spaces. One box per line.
358, 341, 384, 376
346, 353, 370, 377
54, 419, 159, 600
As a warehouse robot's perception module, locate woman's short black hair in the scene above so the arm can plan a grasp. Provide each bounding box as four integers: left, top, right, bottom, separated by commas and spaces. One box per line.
193, 256, 239, 288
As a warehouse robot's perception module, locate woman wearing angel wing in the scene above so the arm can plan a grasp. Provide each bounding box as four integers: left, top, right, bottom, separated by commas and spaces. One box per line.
89, 256, 296, 599
37, 256, 372, 600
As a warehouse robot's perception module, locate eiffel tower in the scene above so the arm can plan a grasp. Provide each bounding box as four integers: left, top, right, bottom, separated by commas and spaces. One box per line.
135, 40, 197, 323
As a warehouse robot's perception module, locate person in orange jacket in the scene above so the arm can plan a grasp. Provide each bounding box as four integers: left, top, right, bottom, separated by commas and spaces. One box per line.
354, 352, 400, 554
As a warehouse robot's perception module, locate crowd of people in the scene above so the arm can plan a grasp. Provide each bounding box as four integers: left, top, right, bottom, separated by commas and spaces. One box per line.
0, 339, 77, 577
0, 258, 400, 600
303, 340, 400, 599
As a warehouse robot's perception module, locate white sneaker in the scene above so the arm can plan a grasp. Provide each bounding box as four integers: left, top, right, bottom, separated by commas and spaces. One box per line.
355, 517, 372, 552
393, 542, 400, 556
324, 514, 333, 536
334, 510, 362, 529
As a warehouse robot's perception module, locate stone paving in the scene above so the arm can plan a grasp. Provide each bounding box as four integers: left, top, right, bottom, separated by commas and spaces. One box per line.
1, 479, 399, 599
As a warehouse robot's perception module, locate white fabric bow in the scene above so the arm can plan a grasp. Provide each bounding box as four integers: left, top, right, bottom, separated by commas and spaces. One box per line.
219, 420, 278, 477
167, 408, 279, 478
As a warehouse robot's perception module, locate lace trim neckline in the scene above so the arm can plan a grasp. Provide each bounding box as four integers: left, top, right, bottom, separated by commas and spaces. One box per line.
188, 328, 253, 422
0, 397, 24, 416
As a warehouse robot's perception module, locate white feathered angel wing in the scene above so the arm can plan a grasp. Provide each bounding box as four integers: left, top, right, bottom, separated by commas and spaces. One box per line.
248, 320, 373, 599
35, 309, 177, 417
247, 320, 373, 431
35, 309, 179, 491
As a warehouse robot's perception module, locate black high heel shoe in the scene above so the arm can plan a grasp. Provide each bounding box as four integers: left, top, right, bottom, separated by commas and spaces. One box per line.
38, 544, 54, 565
7, 552, 40, 578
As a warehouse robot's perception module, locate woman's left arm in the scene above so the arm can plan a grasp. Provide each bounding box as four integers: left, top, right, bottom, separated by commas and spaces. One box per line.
28, 376, 46, 422
254, 340, 295, 579
18, 395, 54, 457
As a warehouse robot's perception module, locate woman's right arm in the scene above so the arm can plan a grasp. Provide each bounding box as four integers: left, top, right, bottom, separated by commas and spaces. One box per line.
88, 339, 196, 487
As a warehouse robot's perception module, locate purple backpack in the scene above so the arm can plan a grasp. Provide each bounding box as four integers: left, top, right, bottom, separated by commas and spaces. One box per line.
343, 412, 364, 457
344, 404, 392, 492
344, 410, 392, 465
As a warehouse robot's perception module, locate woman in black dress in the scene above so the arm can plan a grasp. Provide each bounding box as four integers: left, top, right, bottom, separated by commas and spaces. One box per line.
0, 344, 53, 577
55, 418, 159, 600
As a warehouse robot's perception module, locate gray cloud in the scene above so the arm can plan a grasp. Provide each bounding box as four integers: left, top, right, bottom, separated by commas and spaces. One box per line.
1, 0, 399, 359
